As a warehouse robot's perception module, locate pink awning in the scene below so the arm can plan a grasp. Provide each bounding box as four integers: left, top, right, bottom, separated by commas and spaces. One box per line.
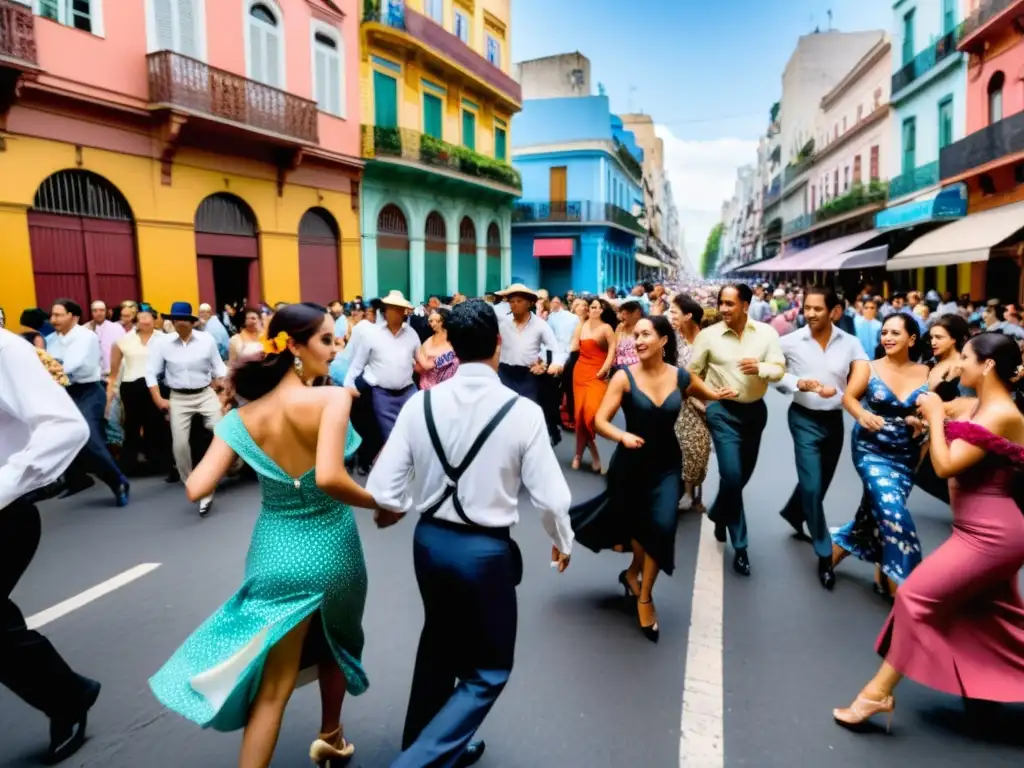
757, 230, 883, 272
533, 238, 575, 258
809, 244, 888, 271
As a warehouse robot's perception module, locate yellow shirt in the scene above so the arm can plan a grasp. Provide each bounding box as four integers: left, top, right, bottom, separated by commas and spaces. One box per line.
689, 320, 785, 403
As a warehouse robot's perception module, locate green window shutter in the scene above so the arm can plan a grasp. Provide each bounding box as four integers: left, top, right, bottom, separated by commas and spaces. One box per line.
462, 110, 476, 151
373, 71, 398, 129
938, 98, 953, 149
495, 127, 507, 161
902, 10, 914, 66
901, 118, 916, 174
423, 93, 443, 139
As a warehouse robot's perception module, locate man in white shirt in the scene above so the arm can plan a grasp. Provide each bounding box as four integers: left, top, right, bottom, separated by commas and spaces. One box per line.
146, 302, 227, 517
495, 285, 564, 430
84, 300, 126, 380
344, 291, 419, 472
541, 294, 580, 445
773, 287, 867, 590
0, 328, 102, 763
46, 299, 130, 506
367, 299, 572, 768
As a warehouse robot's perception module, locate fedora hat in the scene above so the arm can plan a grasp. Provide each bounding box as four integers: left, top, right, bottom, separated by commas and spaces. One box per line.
496, 283, 538, 300
163, 301, 198, 322
380, 290, 414, 310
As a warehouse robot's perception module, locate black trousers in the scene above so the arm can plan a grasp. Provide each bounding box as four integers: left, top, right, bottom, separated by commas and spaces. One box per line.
65, 382, 125, 492
349, 375, 383, 471
0, 502, 95, 719
394, 518, 517, 768
119, 378, 172, 474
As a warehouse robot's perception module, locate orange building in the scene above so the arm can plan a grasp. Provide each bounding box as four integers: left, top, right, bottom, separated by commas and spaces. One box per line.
934, 0, 1024, 298
0, 0, 363, 325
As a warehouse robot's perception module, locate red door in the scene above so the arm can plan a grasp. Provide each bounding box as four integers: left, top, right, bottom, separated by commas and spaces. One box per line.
29, 212, 138, 310
197, 256, 216, 308
299, 241, 340, 306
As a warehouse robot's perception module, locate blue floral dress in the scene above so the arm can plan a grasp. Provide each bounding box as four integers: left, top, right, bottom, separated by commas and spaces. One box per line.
831, 364, 927, 584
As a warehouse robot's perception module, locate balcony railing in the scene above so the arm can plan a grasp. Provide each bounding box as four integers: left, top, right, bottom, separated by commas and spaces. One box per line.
763, 176, 782, 207
363, 125, 522, 192
960, 0, 1024, 50
892, 24, 963, 95
147, 51, 318, 143
939, 109, 1024, 180
783, 213, 813, 236
888, 160, 940, 199
0, 0, 37, 68
783, 156, 813, 187
512, 200, 645, 234
614, 139, 644, 183
362, 1, 522, 105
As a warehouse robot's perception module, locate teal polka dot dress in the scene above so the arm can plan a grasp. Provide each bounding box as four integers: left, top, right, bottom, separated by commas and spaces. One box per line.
149, 409, 369, 732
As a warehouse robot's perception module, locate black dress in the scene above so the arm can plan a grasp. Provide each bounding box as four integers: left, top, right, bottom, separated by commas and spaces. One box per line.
569, 366, 689, 575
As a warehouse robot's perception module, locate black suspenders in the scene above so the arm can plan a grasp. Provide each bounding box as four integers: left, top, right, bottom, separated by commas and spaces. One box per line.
423, 389, 519, 526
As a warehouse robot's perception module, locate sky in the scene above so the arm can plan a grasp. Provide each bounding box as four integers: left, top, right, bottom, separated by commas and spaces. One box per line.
511, 0, 892, 271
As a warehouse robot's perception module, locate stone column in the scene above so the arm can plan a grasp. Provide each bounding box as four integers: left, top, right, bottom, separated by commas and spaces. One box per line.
501, 245, 512, 289
360, 232, 379, 299
476, 244, 487, 298
446, 239, 459, 296
410, 236, 426, 304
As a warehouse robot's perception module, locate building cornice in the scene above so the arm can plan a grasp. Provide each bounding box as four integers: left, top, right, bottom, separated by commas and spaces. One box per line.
821, 36, 890, 110
812, 104, 889, 164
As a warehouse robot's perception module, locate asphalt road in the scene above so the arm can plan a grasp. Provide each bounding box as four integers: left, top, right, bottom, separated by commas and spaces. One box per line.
2, 390, 1022, 767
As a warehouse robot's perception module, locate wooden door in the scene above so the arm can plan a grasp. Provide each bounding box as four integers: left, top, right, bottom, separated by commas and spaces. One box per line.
549, 166, 567, 203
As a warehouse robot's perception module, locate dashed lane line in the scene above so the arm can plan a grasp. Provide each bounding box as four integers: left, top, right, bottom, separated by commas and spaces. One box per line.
26, 563, 162, 630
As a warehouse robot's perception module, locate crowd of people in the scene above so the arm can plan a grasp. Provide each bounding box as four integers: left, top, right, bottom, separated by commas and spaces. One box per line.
1, 274, 1023, 767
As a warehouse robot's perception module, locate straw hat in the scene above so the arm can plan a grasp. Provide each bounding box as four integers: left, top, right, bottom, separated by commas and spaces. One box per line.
380, 290, 414, 310
496, 283, 539, 300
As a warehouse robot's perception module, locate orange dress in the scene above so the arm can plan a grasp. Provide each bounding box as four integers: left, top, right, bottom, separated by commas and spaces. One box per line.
573, 337, 609, 444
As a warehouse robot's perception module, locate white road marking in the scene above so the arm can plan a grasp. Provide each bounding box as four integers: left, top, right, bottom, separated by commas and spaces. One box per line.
680, 516, 724, 768
26, 563, 162, 630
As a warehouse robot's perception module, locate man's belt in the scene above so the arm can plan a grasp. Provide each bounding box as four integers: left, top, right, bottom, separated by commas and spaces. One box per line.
170, 386, 210, 395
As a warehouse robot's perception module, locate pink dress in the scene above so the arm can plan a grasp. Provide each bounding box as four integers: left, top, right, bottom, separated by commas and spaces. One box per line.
875, 421, 1024, 702
418, 348, 459, 390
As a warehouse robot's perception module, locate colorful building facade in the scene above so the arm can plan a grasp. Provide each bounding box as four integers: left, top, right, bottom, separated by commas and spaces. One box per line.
509, 95, 645, 295
358, 0, 520, 302
0, 0, 364, 323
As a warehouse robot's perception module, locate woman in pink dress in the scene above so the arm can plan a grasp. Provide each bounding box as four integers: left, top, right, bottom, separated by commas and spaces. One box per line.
834, 332, 1024, 731
415, 309, 459, 390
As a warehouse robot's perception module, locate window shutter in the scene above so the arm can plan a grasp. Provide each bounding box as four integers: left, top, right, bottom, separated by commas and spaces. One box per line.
154, 0, 174, 50
249, 20, 265, 81
177, 0, 198, 57
327, 51, 341, 116
315, 47, 328, 109
265, 30, 281, 87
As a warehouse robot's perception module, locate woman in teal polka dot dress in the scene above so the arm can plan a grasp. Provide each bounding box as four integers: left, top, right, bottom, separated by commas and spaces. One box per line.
149, 303, 385, 768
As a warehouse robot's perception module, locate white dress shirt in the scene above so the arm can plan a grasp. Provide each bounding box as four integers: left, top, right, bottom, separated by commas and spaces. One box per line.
546, 309, 580, 360
45, 324, 102, 384
0, 329, 89, 510
493, 302, 512, 320
343, 323, 419, 390
499, 313, 565, 367
345, 318, 374, 359
145, 329, 227, 389
116, 329, 164, 383
366, 363, 574, 554
774, 325, 867, 410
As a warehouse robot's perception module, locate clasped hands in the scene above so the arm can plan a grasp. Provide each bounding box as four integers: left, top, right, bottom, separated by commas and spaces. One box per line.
796, 378, 838, 399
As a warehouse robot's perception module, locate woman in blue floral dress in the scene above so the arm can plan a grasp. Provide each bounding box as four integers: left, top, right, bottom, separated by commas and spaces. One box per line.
149, 303, 382, 768
831, 313, 929, 596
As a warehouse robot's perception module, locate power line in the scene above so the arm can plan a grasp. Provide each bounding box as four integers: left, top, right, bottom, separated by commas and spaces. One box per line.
658, 112, 765, 127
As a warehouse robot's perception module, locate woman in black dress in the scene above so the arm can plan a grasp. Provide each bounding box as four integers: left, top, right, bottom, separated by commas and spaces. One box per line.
570, 316, 735, 642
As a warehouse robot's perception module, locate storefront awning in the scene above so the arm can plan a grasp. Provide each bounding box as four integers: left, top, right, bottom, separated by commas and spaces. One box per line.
809, 244, 888, 271
887, 200, 1024, 271
748, 230, 882, 272
635, 252, 662, 268
533, 238, 575, 258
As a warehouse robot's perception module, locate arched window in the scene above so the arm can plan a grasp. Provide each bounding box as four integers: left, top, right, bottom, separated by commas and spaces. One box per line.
246, 1, 284, 88
148, 0, 204, 58
311, 21, 344, 117
988, 71, 1005, 125
195, 193, 258, 235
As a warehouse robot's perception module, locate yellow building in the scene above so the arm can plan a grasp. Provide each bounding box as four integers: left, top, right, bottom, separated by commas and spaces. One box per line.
0, 0, 363, 325
359, 0, 522, 301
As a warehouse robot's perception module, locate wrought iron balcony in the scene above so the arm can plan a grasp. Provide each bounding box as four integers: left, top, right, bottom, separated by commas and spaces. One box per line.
614, 139, 644, 183
362, 125, 521, 193
888, 161, 939, 199
960, 0, 1024, 52
763, 176, 782, 208
783, 156, 813, 187
783, 213, 813, 236
0, 0, 37, 70
892, 24, 963, 95
362, 1, 522, 105
939, 109, 1024, 181
512, 200, 645, 235
147, 51, 318, 144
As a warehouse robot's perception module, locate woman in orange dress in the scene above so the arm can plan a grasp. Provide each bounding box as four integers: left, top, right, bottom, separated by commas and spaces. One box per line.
571, 297, 618, 472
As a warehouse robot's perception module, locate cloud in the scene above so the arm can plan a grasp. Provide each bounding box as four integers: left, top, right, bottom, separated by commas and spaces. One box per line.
655, 126, 758, 273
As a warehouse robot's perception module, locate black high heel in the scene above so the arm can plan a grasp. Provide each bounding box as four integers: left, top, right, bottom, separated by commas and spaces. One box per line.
638, 599, 659, 643
618, 570, 637, 598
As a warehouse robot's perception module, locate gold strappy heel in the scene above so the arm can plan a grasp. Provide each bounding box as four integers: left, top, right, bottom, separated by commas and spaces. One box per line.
309, 726, 355, 767
833, 694, 895, 732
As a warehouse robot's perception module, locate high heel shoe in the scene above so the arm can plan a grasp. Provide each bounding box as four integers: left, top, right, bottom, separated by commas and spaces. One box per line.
618, 570, 639, 598
571, 456, 581, 471
833, 694, 895, 733
309, 727, 355, 767
637, 599, 659, 643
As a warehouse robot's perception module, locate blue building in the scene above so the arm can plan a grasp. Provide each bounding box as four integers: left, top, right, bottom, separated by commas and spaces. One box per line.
510, 95, 645, 295
883, 0, 967, 229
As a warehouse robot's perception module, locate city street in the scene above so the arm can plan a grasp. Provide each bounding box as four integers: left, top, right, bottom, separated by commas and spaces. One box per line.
2, 390, 1023, 767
